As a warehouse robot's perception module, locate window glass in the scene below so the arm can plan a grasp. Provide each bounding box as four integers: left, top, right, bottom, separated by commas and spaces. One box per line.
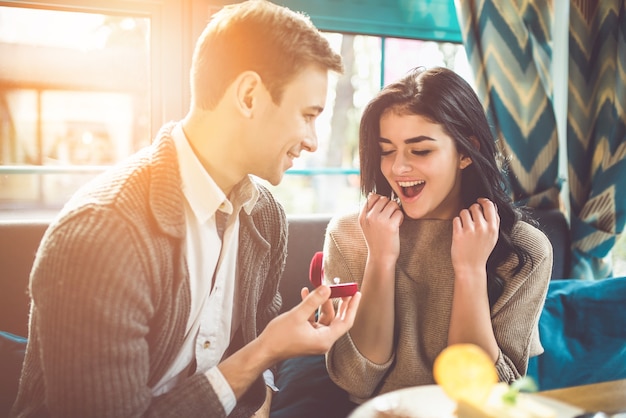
0, 6, 150, 211
259, 33, 381, 215
0, 6, 472, 217
260, 32, 473, 216
383, 37, 474, 87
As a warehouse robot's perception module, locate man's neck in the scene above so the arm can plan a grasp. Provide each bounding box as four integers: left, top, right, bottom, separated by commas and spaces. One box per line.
181, 110, 243, 196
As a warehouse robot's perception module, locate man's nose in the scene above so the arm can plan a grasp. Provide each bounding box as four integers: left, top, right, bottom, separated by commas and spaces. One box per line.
303, 126, 318, 153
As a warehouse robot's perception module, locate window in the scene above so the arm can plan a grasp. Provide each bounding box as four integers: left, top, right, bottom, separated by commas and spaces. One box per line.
0, 0, 470, 218
0, 5, 151, 211
0, 0, 189, 218
259, 33, 473, 215
260, 0, 471, 215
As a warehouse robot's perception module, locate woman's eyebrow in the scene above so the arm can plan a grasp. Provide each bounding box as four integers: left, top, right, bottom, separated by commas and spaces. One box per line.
378, 136, 436, 144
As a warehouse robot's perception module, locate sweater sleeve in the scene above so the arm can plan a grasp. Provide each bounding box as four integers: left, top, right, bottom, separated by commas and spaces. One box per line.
323, 214, 395, 400
491, 222, 553, 383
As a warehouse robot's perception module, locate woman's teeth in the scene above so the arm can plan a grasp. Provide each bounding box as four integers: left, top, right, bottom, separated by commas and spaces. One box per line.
398, 180, 424, 188
398, 180, 425, 198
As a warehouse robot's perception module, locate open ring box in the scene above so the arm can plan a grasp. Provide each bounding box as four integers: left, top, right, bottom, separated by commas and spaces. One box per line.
309, 251, 358, 298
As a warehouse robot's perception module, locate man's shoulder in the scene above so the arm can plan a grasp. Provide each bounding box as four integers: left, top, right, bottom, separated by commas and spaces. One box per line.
244, 182, 287, 245
56, 127, 184, 236
250, 182, 286, 219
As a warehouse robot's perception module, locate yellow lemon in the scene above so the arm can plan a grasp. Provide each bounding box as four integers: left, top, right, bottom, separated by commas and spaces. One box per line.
433, 343, 498, 404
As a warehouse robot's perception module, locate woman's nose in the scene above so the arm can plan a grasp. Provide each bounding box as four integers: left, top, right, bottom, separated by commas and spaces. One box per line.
392, 152, 411, 174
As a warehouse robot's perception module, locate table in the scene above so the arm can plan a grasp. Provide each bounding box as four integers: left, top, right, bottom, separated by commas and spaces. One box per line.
539, 378, 626, 414
348, 379, 626, 417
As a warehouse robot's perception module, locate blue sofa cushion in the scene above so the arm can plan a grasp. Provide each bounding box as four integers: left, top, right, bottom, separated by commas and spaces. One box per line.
527, 277, 626, 390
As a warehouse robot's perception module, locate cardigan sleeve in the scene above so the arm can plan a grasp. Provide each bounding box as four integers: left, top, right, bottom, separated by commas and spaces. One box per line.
16, 208, 229, 418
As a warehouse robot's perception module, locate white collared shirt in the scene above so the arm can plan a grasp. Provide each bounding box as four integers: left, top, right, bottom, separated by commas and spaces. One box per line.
151, 123, 262, 414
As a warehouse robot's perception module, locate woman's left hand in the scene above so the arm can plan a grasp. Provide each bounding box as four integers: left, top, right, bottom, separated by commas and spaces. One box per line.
451, 197, 500, 278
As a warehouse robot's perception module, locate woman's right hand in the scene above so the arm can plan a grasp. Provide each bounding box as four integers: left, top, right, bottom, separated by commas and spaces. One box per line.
349, 192, 402, 363
358, 192, 404, 264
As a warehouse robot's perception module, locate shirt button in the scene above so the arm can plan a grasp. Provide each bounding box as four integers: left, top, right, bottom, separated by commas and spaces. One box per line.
203, 340, 211, 349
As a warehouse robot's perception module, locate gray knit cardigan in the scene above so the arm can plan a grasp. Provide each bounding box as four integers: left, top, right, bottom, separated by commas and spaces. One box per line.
11, 123, 288, 418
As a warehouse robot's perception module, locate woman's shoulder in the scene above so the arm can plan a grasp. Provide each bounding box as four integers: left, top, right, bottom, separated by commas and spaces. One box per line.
327, 211, 361, 234
325, 211, 367, 255
512, 219, 553, 256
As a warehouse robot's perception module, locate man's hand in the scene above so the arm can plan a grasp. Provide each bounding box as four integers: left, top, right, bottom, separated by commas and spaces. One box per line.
259, 285, 361, 362
217, 285, 360, 401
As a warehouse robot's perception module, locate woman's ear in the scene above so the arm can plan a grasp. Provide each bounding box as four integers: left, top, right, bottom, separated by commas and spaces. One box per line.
459, 136, 480, 170
459, 155, 473, 169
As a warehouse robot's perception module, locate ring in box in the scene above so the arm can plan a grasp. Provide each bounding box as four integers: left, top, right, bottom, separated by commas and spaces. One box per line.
309, 251, 358, 298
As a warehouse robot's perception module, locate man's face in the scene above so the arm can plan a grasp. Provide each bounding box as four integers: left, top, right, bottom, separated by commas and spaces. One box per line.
246, 65, 329, 185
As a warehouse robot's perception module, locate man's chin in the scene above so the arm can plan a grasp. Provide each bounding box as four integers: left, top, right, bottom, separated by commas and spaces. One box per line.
266, 172, 284, 186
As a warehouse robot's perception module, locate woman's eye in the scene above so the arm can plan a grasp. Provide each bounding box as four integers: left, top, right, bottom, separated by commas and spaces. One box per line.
380, 149, 394, 156
411, 150, 430, 156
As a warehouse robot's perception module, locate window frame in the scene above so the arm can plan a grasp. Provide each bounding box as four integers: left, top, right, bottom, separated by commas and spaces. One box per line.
0, 0, 466, 214
0, 0, 194, 135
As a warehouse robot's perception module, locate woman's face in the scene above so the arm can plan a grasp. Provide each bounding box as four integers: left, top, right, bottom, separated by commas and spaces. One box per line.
378, 110, 472, 220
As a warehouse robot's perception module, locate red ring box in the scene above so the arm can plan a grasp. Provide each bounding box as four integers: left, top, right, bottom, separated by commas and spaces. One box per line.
309, 251, 358, 298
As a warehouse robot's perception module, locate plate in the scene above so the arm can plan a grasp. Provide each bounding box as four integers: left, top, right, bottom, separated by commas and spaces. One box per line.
348, 385, 584, 418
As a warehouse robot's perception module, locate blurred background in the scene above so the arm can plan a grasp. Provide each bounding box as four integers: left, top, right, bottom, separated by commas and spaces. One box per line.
0, 0, 623, 275
0, 0, 470, 215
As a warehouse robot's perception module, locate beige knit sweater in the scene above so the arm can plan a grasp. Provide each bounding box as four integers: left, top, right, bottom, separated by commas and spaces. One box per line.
324, 213, 552, 403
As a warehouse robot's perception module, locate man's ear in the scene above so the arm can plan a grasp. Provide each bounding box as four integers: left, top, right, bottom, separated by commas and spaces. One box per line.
233, 71, 263, 118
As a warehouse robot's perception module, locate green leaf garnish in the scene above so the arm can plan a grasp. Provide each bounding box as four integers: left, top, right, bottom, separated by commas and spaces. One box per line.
502, 376, 539, 406
502, 389, 518, 405
512, 376, 539, 393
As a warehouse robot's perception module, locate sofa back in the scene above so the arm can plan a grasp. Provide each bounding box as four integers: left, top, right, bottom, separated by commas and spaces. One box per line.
0, 209, 570, 338
0, 220, 50, 337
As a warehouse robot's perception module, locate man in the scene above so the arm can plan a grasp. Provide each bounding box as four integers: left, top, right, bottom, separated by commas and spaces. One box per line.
11, 1, 360, 417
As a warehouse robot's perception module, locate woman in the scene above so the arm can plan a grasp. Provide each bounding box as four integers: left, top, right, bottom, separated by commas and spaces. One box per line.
323, 67, 553, 403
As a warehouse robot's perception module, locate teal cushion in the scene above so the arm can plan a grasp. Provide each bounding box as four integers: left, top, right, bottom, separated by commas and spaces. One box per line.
527, 277, 626, 390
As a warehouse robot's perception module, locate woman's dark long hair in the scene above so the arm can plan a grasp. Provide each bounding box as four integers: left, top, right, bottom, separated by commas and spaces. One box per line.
359, 67, 535, 305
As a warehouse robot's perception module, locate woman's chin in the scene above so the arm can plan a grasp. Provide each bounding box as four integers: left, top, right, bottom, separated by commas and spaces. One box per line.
400, 204, 423, 220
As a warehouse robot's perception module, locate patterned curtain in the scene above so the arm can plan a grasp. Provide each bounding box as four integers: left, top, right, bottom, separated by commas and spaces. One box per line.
458, 0, 626, 279
457, 0, 561, 209
567, 1, 626, 279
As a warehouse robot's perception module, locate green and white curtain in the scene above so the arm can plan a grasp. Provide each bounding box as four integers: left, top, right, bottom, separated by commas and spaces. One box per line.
458, 0, 626, 279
